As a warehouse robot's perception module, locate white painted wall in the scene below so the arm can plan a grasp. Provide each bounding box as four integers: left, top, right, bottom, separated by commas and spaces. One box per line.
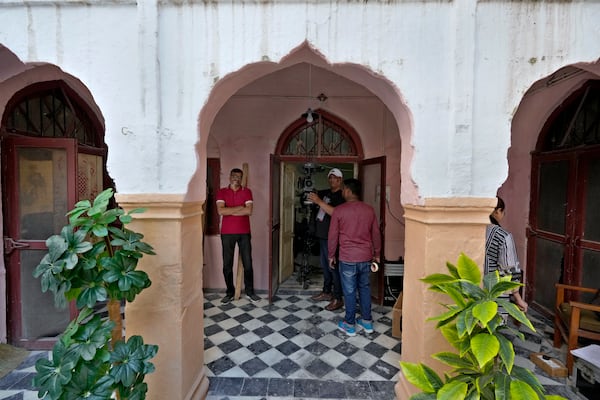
0, 0, 598, 201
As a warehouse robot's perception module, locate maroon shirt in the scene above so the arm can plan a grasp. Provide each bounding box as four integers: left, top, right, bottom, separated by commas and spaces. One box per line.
216, 186, 253, 234
328, 200, 381, 262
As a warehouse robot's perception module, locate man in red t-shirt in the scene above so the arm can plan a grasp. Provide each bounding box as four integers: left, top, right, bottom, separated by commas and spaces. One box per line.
216, 168, 260, 303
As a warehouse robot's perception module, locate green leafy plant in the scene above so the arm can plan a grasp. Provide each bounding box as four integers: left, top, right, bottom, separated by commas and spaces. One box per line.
400, 253, 565, 400
32, 188, 158, 400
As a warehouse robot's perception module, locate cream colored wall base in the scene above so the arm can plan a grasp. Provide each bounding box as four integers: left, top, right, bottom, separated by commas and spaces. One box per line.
116, 194, 206, 400
395, 197, 495, 398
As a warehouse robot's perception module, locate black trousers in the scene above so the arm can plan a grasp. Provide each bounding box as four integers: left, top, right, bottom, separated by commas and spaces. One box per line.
221, 233, 254, 296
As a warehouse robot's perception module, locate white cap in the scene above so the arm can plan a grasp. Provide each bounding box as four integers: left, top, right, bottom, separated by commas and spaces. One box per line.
328, 168, 343, 178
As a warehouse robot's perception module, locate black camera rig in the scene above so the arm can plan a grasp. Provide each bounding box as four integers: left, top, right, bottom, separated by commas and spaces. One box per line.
298, 162, 318, 205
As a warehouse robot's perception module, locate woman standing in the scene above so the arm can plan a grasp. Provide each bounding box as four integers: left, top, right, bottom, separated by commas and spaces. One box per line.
485, 197, 528, 312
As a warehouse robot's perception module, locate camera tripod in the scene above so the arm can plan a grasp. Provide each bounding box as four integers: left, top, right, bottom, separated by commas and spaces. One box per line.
294, 207, 316, 290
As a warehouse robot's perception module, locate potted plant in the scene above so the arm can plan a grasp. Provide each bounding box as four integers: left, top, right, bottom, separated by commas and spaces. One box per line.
400, 253, 566, 400
32, 188, 158, 400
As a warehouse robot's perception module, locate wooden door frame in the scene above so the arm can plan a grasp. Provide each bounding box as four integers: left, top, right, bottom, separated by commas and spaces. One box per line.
359, 156, 386, 305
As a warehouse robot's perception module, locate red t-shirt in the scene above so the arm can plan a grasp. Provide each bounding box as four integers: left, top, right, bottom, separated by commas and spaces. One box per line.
216, 186, 253, 234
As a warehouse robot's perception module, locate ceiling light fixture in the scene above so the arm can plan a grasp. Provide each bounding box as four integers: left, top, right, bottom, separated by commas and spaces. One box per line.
302, 108, 318, 123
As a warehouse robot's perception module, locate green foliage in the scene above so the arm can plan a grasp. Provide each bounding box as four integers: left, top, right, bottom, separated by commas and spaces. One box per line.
32, 188, 158, 400
400, 253, 566, 400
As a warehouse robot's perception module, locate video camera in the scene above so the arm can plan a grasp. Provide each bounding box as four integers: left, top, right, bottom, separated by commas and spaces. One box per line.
299, 162, 317, 205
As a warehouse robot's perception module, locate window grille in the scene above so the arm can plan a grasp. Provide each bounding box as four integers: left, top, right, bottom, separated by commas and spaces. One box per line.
5, 87, 99, 147
282, 116, 356, 157
542, 81, 600, 151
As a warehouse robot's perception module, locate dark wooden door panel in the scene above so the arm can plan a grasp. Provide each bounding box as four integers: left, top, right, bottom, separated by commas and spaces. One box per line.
3, 136, 78, 348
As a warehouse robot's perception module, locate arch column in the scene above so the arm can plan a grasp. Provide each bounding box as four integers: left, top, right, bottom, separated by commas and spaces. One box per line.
395, 197, 495, 398
116, 194, 208, 400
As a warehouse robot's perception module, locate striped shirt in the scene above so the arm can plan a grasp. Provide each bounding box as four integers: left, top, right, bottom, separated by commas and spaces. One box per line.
485, 224, 521, 318
485, 224, 520, 275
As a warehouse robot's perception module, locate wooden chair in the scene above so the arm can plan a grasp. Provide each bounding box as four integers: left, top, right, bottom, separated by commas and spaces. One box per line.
554, 283, 600, 374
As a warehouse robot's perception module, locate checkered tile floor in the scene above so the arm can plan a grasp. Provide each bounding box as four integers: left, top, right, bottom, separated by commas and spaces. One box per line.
204, 291, 401, 399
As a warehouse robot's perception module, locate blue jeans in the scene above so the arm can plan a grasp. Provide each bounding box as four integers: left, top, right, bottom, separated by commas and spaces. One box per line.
319, 239, 342, 300
339, 261, 372, 325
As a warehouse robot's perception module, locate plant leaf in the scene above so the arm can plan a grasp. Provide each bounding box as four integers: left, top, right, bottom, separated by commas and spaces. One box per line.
109, 229, 155, 255
459, 281, 486, 300
421, 273, 457, 285
64, 371, 114, 400
496, 333, 515, 373
89, 188, 113, 215
510, 366, 545, 396
429, 306, 462, 323
493, 371, 510, 400
474, 373, 493, 396
489, 280, 521, 298
482, 270, 499, 291
46, 234, 69, 260
471, 333, 499, 368
110, 336, 158, 388
496, 299, 535, 331
456, 253, 481, 284
400, 362, 438, 393
77, 285, 108, 309
465, 389, 480, 400
446, 261, 460, 279
33, 340, 76, 399
444, 285, 467, 308
92, 224, 109, 237
509, 380, 539, 400
437, 381, 468, 400
456, 305, 478, 337
433, 352, 476, 369
71, 315, 113, 361
472, 301, 497, 327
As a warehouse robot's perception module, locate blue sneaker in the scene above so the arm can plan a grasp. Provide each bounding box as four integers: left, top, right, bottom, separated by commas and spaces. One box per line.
338, 320, 356, 337
357, 319, 374, 334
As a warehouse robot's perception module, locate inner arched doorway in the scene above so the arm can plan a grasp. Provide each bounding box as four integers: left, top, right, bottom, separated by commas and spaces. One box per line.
200, 48, 411, 300
271, 109, 387, 303
527, 79, 600, 313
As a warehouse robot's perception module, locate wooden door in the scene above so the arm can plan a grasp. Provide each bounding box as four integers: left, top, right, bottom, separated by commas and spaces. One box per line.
359, 156, 386, 305
269, 155, 282, 302
2, 136, 78, 348
280, 163, 296, 284
527, 149, 600, 314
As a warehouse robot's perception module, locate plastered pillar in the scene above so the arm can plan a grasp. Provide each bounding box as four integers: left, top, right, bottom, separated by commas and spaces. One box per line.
395, 197, 495, 399
116, 194, 208, 400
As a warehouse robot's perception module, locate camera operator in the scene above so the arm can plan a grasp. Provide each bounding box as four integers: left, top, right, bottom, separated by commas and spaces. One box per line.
308, 168, 345, 311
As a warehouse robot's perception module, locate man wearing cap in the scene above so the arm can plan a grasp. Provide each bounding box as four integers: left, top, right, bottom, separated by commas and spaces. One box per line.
307, 168, 345, 311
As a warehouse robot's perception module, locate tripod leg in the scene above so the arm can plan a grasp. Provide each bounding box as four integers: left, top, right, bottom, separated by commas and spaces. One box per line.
302, 253, 311, 289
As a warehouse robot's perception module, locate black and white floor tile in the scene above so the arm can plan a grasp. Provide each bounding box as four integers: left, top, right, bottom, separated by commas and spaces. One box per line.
204, 290, 401, 400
